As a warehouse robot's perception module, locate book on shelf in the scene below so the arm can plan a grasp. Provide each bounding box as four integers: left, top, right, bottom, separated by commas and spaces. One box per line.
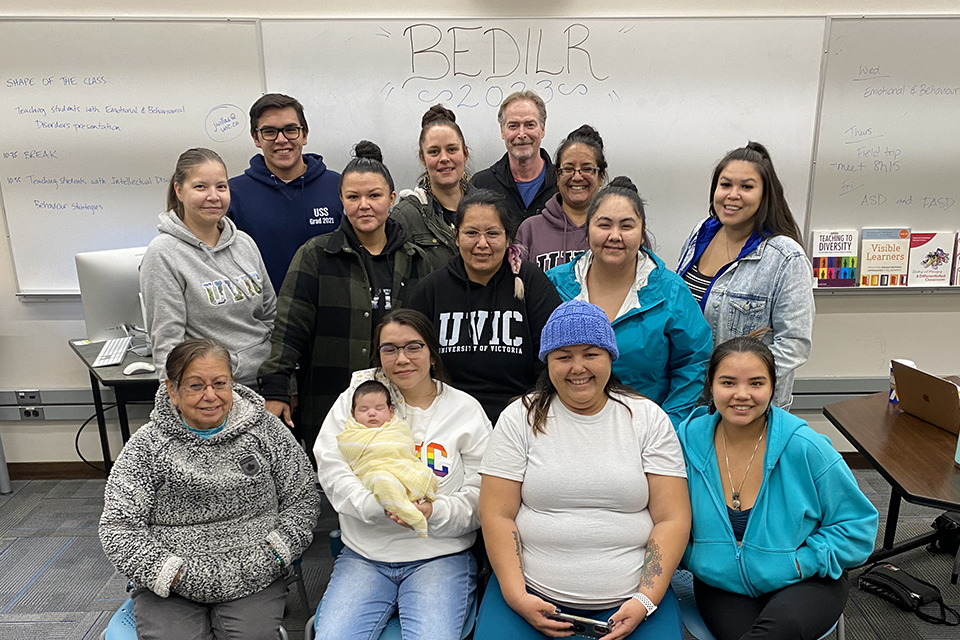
907, 232, 956, 287
955, 235, 960, 286
860, 228, 910, 287
810, 230, 858, 288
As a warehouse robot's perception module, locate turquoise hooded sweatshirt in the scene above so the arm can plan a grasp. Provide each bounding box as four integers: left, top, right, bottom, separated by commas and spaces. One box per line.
677, 406, 878, 597
547, 248, 712, 427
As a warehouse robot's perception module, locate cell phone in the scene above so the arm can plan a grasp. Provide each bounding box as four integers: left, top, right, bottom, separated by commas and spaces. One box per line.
545, 611, 612, 639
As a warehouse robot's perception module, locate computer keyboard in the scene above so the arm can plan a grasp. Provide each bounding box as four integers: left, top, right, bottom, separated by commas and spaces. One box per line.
92, 336, 133, 368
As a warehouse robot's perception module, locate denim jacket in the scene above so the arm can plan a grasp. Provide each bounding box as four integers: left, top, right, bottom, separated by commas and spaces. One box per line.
677, 218, 814, 409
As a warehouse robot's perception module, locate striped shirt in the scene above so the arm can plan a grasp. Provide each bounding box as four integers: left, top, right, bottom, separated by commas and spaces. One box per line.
681, 261, 712, 304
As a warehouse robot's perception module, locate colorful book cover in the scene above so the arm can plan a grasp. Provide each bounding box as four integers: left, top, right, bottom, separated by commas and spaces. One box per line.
955, 235, 960, 286
860, 228, 910, 287
908, 232, 956, 287
810, 230, 858, 288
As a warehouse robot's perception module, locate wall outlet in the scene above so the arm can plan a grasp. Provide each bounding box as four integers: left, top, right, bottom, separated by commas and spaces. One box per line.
20, 406, 44, 420
16, 390, 40, 405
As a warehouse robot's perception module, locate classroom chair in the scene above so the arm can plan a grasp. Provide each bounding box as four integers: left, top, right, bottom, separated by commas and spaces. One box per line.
99, 597, 290, 639
670, 569, 844, 640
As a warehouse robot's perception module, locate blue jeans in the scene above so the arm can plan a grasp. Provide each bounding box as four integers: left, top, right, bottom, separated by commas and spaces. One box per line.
473, 574, 684, 640
314, 546, 476, 640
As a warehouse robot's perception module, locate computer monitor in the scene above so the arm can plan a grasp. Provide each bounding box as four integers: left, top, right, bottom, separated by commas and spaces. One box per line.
75, 246, 149, 343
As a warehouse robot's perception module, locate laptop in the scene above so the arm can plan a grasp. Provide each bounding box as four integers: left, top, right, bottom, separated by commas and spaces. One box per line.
892, 360, 960, 435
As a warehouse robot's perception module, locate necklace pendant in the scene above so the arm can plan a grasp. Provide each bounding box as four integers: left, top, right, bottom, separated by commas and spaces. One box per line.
732, 492, 741, 511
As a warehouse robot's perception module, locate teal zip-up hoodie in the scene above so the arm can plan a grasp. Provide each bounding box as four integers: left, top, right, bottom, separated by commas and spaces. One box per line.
677, 406, 878, 597
547, 248, 712, 427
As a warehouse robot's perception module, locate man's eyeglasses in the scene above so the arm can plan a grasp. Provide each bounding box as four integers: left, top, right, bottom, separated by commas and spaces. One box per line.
257, 125, 304, 141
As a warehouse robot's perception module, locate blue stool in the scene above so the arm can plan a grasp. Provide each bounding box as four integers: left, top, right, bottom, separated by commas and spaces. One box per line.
670, 570, 844, 640
100, 597, 289, 640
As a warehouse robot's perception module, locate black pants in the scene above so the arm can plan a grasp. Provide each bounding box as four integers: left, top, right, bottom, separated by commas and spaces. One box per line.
694, 574, 848, 640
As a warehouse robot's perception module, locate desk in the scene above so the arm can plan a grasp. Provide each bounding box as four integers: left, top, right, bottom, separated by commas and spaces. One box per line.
824, 382, 960, 573
69, 340, 159, 473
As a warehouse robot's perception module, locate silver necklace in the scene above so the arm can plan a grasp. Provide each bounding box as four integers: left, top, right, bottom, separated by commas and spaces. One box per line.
720, 423, 766, 511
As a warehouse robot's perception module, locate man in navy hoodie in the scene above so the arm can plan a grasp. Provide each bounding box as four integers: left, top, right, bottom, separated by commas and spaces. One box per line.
471, 90, 557, 224
229, 93, 343, 290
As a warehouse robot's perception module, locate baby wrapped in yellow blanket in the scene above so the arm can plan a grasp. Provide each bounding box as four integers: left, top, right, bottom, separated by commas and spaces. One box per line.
336, 381, 438, 537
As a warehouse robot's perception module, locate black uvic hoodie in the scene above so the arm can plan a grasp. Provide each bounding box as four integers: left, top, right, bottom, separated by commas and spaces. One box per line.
407, 255, 561, 424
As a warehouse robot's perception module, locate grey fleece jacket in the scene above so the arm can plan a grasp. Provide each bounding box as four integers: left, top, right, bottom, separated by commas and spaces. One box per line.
140, 211, 277, 385
99, 383, 319, 604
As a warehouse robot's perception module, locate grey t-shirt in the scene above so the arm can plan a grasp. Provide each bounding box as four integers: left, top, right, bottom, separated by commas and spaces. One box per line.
481, 393, 686, 609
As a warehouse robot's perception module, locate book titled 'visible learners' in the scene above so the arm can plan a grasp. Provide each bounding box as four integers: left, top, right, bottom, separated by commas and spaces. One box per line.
860, 228, 910, 287
810, 230, 858, 287
908, 232, 957, 287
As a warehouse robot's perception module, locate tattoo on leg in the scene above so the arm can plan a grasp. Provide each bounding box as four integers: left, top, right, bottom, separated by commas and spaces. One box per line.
512, 530, 524, 572
640, 539, 663, 588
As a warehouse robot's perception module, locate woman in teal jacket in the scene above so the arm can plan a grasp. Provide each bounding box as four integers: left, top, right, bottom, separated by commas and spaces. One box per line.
677, 336, 877, 640
547, 177, 712, 427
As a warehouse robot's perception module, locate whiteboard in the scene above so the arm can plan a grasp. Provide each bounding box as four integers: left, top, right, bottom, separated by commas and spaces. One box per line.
0, 19, 264, 294
808, 17, 960, 237
262, 18, 825, 266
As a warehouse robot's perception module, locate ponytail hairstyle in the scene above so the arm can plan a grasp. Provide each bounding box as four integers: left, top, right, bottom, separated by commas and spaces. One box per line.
167, 148, 227, 220
454, 189, 525, 299
339, 140, 395, 194
418, 104, 470, 191
585, 176, 654, 250
708, 141, 801, 244
555, 124, 608, 203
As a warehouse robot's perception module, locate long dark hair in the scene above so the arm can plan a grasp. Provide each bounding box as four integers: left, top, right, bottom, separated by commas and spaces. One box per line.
523, 366, 641, 436
708, 141, 801, 244
705, 335, 777, 414
371, 308, 449, 384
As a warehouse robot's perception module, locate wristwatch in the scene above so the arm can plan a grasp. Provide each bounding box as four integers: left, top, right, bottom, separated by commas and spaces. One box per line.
631, 592, 657, 619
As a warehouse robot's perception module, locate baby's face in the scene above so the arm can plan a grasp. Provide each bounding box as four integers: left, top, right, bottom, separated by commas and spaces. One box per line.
353, 392, 394, 429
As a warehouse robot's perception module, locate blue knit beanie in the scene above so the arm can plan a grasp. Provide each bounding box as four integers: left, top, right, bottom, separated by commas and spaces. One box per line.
539, 299, 619, 362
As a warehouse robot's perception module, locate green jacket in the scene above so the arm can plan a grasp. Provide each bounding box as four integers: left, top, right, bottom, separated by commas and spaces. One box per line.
258, 219, 430, 448
390, 185, 473, 272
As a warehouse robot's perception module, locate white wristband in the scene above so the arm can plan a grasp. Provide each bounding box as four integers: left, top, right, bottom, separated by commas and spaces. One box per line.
631, 592, 657, 618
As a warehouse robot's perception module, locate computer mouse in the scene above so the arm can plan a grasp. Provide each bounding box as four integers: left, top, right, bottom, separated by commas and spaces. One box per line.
123, 362, 156, 376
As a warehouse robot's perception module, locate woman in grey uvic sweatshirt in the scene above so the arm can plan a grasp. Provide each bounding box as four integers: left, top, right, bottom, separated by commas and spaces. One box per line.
140, 148, 276, 385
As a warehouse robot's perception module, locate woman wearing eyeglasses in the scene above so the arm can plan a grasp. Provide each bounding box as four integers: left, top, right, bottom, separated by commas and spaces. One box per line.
100, 338, 319, 640
312, 309, 492, 640
407, 188, 562, 424
516, 125, 607, 272
229, 93, 344, 291
258, 141, 432, 458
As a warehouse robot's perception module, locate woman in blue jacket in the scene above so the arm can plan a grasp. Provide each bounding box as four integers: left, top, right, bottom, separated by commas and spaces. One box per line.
677, 336, 877, 640
677, 142, 814, 410
547, 177, 712, 427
